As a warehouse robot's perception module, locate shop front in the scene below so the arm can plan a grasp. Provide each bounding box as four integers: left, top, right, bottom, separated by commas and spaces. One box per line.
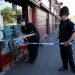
0, 24, 28, 72
37, 8, 47, 38
0, 0, 32, 72
0, 0, 60, 72
0, 3, 28, 71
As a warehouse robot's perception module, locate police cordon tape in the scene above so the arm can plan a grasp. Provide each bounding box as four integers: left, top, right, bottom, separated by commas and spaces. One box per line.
13, 38, 75, 45
17, 42, 75, 46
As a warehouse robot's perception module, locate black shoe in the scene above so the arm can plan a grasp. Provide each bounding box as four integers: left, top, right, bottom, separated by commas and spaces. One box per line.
59, 67, 68, 71
31, 60, 36, 65
25, 59, 31, 63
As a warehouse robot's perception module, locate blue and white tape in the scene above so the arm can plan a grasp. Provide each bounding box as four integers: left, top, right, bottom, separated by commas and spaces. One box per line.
17, 42, 75, 46
28, 42, 75, 45
12, 37, 75, 46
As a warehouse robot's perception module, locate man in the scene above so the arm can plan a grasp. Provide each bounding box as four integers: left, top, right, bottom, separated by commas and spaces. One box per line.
17, 16, 40, 65
56, 6, 75, 73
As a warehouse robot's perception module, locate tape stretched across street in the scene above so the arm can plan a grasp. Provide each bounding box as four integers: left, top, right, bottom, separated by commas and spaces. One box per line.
17, 42, 75, 46
13, 38, 75, 45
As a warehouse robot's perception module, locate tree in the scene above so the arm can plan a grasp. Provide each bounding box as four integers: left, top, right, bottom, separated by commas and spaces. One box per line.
70, 15, 75, 22
17, 9, 22, 15
1, 7, 13, 23
1, 7, 22, 23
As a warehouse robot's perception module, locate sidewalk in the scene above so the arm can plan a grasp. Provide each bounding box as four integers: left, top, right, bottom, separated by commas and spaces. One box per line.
4, 27, 75, 75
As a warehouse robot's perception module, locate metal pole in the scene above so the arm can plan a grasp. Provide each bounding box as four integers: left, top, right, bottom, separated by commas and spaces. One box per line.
0, 4, 2, 15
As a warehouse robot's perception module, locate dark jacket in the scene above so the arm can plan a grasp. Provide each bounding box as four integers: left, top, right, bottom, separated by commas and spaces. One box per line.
59, 19, 75, 42
21, 22, 40, 42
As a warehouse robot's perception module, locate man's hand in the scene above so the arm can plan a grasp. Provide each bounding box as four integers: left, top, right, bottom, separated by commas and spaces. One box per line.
19, 35, 26, 39
64, 41, 69, 46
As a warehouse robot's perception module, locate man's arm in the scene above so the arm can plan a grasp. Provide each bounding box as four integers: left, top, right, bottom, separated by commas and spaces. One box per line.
20, 33, 35, 38
25, 33, 35, 38
64, 32, 75, 46
68, 32, 75, 43
64, 22, 75, 46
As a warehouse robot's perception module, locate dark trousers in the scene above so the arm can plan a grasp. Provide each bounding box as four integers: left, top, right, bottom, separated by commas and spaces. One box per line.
59, 45, 75, 69
28, 44, 39, 62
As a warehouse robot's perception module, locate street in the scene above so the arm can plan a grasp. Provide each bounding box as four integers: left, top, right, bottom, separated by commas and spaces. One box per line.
4, 27, 75, 75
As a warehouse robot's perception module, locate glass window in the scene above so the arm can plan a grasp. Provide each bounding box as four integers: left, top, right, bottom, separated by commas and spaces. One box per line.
0, 1, 23, 55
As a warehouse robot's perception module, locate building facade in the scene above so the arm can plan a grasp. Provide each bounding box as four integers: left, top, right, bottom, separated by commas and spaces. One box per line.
5, 0, 60, 39
0, 0, 61, 72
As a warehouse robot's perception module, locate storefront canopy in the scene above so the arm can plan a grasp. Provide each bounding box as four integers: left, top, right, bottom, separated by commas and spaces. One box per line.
4, 0, 40, 6
4, 0, 28, 6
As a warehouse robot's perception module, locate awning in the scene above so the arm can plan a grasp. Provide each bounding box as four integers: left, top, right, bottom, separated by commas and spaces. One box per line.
4, 0, 27, 6
4, 0, 40, 7
29, 0, 40, 7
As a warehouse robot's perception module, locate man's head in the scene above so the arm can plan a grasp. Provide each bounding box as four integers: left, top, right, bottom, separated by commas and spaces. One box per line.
59, 6, 69, 20
59, 6, 69, 16
17, 16, 25, 26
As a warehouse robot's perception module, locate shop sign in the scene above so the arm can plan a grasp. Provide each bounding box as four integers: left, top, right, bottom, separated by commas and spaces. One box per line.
12, 3, 17, 11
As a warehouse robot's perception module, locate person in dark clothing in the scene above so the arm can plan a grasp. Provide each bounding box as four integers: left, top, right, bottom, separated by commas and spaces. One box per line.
55, 6, 75, 73
17, 16, 40, 65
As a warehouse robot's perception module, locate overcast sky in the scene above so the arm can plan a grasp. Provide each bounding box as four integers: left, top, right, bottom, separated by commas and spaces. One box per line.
0, 0, 21, 10
58, 0, 75, 17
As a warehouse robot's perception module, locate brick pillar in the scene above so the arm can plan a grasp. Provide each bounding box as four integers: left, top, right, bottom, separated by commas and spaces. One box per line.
32, 6, 38, 28
22, 3, 28, 22
46, 13, 50, 34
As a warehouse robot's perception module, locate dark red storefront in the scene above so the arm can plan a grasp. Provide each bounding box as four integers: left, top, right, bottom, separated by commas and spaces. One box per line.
0, 42, 27, 72
0, 0, 60, 72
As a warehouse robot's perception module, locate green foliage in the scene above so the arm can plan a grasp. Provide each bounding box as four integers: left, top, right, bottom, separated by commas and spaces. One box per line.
70, 15, 75, 22
1, 7, 22, 23
17, 9, 22, 15
1, 7, 13, 23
